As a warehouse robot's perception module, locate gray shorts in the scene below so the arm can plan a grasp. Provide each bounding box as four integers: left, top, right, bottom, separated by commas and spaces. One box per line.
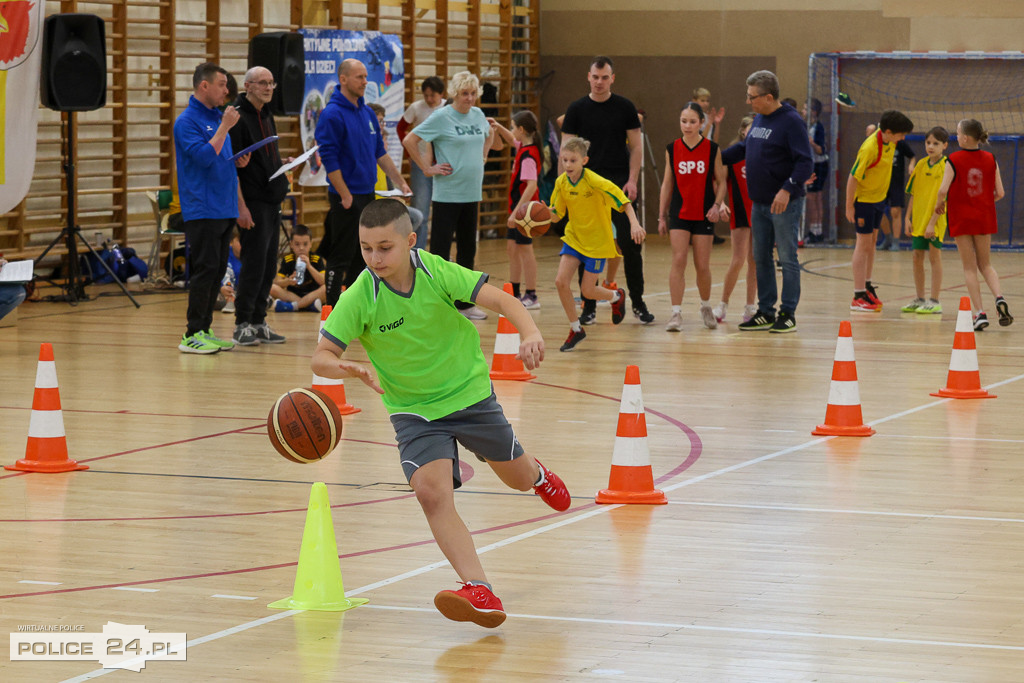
389, 391, 525, 489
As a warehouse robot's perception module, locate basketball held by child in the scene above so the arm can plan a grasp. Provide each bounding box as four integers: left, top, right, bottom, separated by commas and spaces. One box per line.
514, 201, 551, 238
267, 388, 343, 463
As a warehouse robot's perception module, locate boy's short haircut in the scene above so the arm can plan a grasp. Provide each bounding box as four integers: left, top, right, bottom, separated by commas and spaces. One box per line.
746, 70, 780, 100
926, 126, 949, 143
360, 198, 414, 236
422, 76, 445, 94
368, 102, 386, 118
291, 224, 312, 238
561, 136, 591, 158
193, 62, 227, 89
692, 87, 711, 100
879, 110, 914, 134
590, 56, 614, 71
781, 97, 798, 108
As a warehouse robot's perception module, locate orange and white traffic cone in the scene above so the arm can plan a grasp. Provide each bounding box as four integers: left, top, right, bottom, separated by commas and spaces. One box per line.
812, 321, 875, 437
5, 343, 89, 473
312, 305, 361, 415
931, 296, 996, 399
596, 365, 666, 505
489, 283, 535, 381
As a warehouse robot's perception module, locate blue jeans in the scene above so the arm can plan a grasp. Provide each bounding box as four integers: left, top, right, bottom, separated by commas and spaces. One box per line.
0, 283, 26, 321
408, 163, 432, 251
750, 196, 804, 316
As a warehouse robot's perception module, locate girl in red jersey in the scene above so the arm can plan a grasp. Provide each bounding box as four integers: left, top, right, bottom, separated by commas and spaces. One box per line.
492, 111, 543, 309
658, 102, 729, 331
934, 119, 1013, 330
713, 115, 758, 324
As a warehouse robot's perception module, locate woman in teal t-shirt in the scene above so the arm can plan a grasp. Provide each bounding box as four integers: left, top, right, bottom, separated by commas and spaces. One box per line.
402, 71, 496, 320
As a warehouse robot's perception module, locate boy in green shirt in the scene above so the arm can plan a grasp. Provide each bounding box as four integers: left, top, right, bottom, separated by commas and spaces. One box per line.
312, 199, 570, 628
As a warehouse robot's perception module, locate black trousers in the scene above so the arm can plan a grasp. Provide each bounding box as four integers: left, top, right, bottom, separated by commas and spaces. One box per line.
183, 217, 234, 336
235, 200, 281, 326
429, 201, 479, 310
324, 191, 375, 305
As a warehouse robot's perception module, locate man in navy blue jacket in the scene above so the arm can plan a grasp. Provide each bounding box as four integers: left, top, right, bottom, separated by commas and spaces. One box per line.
173, 62, 250, 354
315, 58, 410, 304
722, 70, 813, 334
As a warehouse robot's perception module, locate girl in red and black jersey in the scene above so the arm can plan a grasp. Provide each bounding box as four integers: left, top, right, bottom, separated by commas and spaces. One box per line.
493, 111, 543, 309
934, 119, 1013, 330
714, 116, 758, 324
658, 102, 729, 332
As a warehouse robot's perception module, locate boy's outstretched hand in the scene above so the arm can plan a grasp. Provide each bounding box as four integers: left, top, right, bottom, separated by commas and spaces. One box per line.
337, 360, 384, 394
517, 333, 544, 370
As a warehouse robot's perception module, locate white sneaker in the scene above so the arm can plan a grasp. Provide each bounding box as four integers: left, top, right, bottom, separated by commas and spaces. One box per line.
700, 304, 718, 329
743, 304, 758, 323
712, 302, 726, 323
460, 306, 488, 320
665, 311, 683, 332
221, 299, 235, 314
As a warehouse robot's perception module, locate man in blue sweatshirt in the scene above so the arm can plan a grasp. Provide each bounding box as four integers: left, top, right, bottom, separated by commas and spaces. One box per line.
173, 62, 251, 354
315, 58, 410, 304
722, 70, 813, 334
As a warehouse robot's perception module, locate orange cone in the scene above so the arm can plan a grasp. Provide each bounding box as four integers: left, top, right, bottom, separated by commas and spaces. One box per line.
5, 344, 89, 473
931, 296, 996, 399
312, 305, 361, 415
812, 321, 875, 437
489, 283, 535, 381
596, 365, 666, 505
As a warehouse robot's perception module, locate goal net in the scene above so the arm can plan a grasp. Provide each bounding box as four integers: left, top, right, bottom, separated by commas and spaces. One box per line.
808, 52, 1024, 248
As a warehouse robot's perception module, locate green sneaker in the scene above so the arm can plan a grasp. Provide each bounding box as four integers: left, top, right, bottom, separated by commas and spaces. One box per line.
179, 332, 220, 354
199, 330, 235, 351
916, 300, 942, 314
835, 91, 856, 107
901, 298, 925, 313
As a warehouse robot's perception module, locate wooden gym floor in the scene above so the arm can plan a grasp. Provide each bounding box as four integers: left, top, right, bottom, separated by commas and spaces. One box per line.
2, 235, 1023, 681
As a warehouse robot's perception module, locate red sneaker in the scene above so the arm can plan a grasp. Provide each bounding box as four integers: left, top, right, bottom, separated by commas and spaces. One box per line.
559, 328, 586, 352
610, 288, 626, 324
434, 583, 506, 628
533, 459, 571, 511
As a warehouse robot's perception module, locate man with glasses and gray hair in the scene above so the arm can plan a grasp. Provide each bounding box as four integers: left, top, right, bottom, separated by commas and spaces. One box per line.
228, 65, 290, 346
721, 70, 813, 333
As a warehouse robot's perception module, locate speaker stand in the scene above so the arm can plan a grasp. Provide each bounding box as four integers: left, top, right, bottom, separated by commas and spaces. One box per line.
37, 113, 140, 308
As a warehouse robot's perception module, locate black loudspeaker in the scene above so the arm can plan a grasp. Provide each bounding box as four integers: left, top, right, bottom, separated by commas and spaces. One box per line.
40, 14, 107, 112
248, 32, 305, 116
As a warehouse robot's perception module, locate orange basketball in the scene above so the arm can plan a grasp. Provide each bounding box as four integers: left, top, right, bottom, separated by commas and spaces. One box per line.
514, 201, 551, 238
267, 388, 343, 464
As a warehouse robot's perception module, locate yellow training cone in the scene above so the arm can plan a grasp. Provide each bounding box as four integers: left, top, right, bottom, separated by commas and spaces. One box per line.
269, 482, 368, 612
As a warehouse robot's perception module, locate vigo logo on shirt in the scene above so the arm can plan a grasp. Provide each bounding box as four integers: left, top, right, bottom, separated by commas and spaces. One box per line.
677, 160, 706, 175
379, 316, 405, 333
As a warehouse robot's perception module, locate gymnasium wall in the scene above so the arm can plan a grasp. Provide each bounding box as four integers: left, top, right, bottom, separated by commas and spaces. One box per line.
539, 0, 1024, 229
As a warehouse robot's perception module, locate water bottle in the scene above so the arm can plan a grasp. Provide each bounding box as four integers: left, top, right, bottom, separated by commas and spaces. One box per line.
294, 258, 306, 286
109, 242, 125, 264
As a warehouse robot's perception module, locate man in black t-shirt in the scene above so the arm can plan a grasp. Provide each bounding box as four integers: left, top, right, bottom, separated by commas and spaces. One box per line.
561, 56, 654, 324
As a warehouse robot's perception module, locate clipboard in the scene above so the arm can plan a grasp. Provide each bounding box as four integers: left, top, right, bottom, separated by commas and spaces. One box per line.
270, 145, 319, 180
229, 135, 278, 162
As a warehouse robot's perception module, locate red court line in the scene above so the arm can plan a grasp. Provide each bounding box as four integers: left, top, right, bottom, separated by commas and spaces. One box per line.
0, 381, 702, 600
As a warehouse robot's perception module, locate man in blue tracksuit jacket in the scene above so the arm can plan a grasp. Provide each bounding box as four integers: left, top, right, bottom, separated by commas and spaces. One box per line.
173, 62, 249, 354
314, 58, 409, 304
722, 70, 813, 334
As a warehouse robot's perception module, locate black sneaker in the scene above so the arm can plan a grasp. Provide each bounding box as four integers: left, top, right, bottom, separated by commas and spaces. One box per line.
973, 312, 989, 331
631, 301, 655, 325
769, 312, 797, 334
996, 298, 1013, 327
559, 328, 586, 352
579, 301, 597, 326
252, 323, 286, 344
610, 288, 626, 324
737, 311, 774, 331
232, 323, 259, 346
